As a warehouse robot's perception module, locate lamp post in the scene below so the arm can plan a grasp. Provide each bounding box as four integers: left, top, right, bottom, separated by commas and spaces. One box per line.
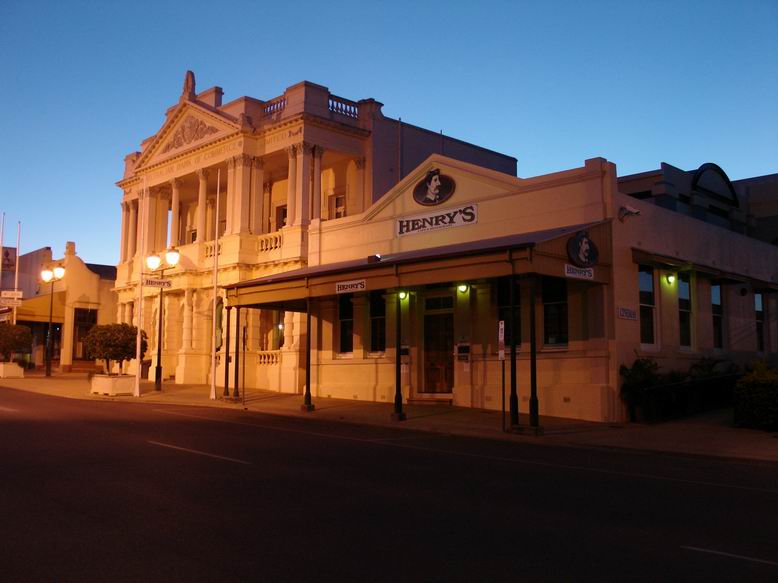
40, 265, 65, 377
146, 248, 180, 391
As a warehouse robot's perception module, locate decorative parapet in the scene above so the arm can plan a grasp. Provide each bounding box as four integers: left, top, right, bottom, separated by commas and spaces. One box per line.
328, 95, 359, 118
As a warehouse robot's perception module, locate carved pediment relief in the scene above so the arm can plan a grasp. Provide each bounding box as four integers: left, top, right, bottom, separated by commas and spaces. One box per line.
161, 115, 219, 154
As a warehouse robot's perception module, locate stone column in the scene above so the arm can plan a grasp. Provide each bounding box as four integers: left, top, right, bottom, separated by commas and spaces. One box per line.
181, 289, 193, 351
251, 158, 265, 234
286, 145, 297, 226
295, 142, 313, 226
60, 304, 75, 372
232, 154, 252, 234
196, 169, 209, 244
128, 200, 138, 258
119, 201, 129, 262
170, 178, 181, 247
312, 146, 323, 221
226, 158, 236, 235
206, 199, 215, 241
263, 182, 272, 234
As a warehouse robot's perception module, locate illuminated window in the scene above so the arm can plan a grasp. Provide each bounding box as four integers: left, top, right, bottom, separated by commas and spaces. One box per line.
497, 277, 520, 347
369, 291, 386, 353
678, 273, 692, 348
542, 278, 567, 346
711, 284, 724, 349
639, 265, 656, 345
755, 292, 765, 352
338, 294, 353, 353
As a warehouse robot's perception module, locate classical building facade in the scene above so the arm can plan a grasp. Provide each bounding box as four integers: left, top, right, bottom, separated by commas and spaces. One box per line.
117, 72, 777, 423
114, 72, 516, 387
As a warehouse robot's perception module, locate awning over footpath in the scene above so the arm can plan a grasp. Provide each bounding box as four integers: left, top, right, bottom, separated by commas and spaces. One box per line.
13, 291, 67, 324
226, 221, 611, 311
631, 249, 778, 291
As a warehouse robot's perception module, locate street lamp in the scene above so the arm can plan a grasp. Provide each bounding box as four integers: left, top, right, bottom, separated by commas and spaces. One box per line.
40, 265, 65, 377
146, 248, 180, 391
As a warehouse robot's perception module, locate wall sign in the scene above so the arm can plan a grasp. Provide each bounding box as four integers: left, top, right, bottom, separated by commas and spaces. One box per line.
566, 231, 599, 268
564, 264, 594, 280
413, 168, 456, 206
335, 279, 366, 294
397, 204, 477, 237
618, 307, 638, 320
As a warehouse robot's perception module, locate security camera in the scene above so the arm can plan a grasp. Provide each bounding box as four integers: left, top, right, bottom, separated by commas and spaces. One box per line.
618, 205, 642, 222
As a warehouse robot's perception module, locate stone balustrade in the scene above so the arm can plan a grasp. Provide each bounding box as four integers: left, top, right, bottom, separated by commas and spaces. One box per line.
256, 350, 280, 365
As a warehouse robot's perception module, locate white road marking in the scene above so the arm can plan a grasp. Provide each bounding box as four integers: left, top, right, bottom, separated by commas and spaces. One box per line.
681, 546, 778, 567
147, 440, 252, 465
0, 406, 19, 412
152, 409, 778, 495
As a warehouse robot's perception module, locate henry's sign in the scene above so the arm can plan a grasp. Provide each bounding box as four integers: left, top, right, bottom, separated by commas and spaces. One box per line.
336, 279, 366, 294
397, 204, 477, 237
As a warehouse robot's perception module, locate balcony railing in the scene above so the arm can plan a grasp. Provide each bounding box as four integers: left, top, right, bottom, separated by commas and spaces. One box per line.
256, 350, 280, 365
263, 96, 287, 116
255, 231, 283, 253
204, 241, 221, 259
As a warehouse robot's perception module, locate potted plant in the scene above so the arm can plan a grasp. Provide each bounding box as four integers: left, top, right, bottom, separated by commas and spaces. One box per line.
0, 323, 32, 378
83, 323, 147, 395
619, 357, 660, 422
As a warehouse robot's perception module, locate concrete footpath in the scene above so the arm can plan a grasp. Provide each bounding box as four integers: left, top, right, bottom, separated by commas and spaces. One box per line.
2, 372, 776, 464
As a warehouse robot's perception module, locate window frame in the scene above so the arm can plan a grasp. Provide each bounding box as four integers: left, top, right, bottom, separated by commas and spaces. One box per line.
678, 272, 693, 349
337, 293, 354, 355
638, 265, 657, 347
542, 277, 568, 347
711, 283, 724, 350
368, 291, 386, 354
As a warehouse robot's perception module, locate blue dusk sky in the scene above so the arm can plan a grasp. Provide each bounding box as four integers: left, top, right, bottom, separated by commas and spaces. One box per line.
1, 0, 776, 266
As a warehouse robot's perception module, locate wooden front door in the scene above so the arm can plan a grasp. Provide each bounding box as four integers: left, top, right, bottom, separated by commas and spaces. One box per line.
423, 312, 454, 393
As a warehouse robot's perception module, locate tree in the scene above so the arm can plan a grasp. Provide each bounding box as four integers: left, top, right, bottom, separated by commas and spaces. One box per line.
0, 324, 32, 362
83, 323, 147, 375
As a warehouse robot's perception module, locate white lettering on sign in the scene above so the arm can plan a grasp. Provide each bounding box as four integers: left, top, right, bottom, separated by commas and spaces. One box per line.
335, 279, 366, 294
618, 306, 638, 320
1, 290, 23, 299
396, 204, 478, 237
0, 298, 23, 307
144, 278, 172, 288
564, 264, 594, 280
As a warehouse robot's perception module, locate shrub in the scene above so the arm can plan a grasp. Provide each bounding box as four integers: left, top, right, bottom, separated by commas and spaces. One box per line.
0, 324, 32, 362
619, 358, 659, 419
734, 362, 778, 431
83, 323, 147, 375
689, 357, 738, 379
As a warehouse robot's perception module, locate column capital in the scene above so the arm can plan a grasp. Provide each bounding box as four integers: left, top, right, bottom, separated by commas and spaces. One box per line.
355, 157, 366, 170
197, 168, 210, 181
170, 178, 183, 189
252, 156, 264, 170
313, 145, 325, 159
226, 157, 236, 170
296, 141, 313, 156
233, 153, 253, 167
263, 181, 273, 194
286, 144, 298, 159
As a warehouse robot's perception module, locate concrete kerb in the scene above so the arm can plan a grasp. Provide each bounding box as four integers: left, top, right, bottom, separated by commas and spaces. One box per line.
2, 373, 777, 464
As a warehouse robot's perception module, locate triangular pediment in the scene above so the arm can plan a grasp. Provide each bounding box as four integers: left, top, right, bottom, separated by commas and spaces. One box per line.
364, 155, 521, 223
135, 102, 240, 170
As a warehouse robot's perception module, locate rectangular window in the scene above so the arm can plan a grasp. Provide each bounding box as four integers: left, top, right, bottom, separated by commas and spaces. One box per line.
338, 294, 354, 353
755, 292, 765, 352
272, 310, 285, 350
711, 284, 723, 349
638, 265, 655, 344
369, 291, 386, 353
329, 194, 346, 219
542, 278, 567, 346
497, 277, 520, 347
275, 205, 287, 230
678, 272, 692, 348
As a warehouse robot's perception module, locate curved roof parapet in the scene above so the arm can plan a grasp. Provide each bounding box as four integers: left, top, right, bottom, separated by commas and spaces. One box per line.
691, 163, 739, 208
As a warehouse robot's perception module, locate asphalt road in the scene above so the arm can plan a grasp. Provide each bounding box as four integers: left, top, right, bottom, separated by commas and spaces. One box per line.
1, 387, 776, 583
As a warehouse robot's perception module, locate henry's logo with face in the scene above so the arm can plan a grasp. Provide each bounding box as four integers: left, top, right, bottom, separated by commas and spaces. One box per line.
566, 231, 599, 268
413, 168, 456, 206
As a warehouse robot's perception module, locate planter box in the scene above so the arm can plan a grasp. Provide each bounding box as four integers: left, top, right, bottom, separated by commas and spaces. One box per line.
0, 362, 24, 379
90, 374, 134, 396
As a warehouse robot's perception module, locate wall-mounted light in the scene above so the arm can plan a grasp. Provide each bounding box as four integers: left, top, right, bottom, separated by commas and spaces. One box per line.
277, 323, 284, 330
457, 284, 469, 293
666, 274, 676, 285
399, 291, 408, 300
367, 254, 382, 264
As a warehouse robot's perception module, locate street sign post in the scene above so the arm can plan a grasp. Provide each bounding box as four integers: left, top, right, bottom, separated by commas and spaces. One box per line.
499, 320, 506, 432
